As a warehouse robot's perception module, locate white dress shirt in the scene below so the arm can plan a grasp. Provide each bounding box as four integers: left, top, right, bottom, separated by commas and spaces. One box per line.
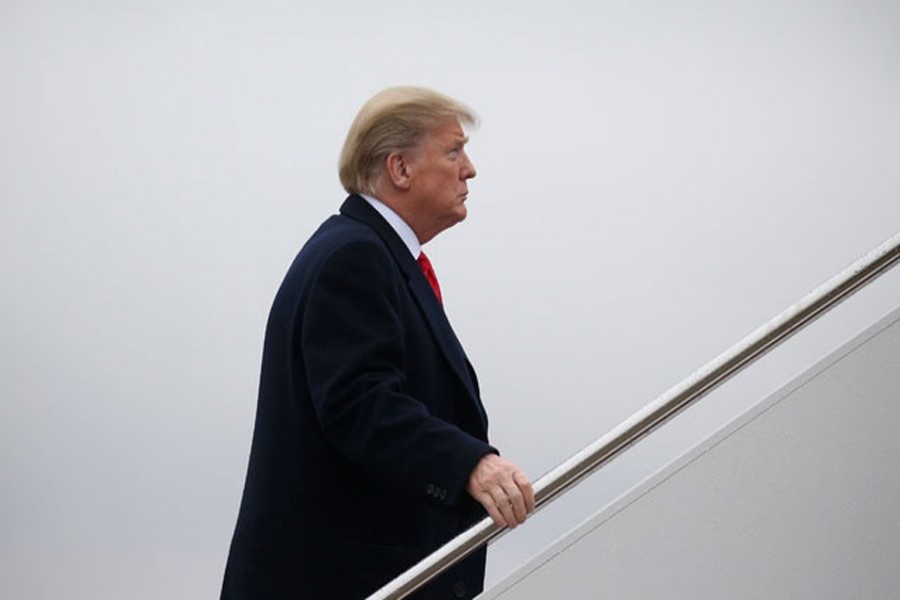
360, 194, 422, 259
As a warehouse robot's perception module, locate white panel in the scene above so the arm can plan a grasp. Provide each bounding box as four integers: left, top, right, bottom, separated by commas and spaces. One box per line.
482, 308, 900, 599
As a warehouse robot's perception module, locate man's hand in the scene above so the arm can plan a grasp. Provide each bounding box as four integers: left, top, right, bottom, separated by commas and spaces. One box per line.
466, 454, 535, 528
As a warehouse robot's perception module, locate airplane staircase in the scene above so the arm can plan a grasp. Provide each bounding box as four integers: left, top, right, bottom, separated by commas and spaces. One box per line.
368, 232, 900, 599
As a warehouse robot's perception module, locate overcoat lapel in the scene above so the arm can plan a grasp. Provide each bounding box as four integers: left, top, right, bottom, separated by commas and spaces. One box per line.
339, 195, 486, 425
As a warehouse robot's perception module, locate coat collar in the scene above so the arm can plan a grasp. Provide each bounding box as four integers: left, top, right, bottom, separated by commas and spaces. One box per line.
339, 195, 485, 418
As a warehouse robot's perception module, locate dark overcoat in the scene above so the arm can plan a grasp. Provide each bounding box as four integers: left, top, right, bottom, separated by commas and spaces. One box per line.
222, 195, 495, 599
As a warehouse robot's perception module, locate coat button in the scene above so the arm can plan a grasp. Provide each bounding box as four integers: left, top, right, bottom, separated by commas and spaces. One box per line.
453, 581, 467, 598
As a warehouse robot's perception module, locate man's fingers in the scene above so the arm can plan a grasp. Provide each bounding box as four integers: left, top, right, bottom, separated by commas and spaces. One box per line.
499, 481, 527, 524
476, 492, 507, 528
501, 469, 535, 523
485, 486, 515, 528
514, 471, 536, 513
467, 454, 535, 528
497, 496, 518, 528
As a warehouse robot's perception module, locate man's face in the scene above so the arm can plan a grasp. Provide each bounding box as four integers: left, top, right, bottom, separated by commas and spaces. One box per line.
405, 119, 477, 243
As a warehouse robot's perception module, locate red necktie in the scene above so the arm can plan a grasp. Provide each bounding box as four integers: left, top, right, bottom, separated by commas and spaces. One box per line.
417, 252, 443, 304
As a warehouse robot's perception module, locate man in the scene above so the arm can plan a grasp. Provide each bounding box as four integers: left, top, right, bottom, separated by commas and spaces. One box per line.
222, 87, 535, 599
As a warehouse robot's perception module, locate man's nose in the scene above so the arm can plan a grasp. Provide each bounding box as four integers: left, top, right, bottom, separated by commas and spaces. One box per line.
461, 152, 477, 180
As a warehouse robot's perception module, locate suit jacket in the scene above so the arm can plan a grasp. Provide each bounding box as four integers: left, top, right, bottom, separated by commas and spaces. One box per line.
222, 195, 496, 599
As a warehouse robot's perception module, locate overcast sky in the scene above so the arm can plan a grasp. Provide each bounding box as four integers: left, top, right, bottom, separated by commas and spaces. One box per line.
2, 1, 899, 597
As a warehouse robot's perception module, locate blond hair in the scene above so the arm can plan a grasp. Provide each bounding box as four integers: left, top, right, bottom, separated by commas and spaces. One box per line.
339, 86, 478, 195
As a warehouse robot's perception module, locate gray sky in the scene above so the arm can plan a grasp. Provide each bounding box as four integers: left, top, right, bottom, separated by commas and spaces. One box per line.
2, 1, 899, 597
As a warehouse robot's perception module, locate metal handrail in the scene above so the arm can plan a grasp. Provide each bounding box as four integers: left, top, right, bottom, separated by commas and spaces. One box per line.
368, 230, 900, 600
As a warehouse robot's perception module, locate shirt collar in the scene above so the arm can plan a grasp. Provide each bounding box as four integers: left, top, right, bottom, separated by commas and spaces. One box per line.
360, 194, 422, 258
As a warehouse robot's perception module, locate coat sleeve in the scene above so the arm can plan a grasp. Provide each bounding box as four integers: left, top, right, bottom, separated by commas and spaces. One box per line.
300, 239, 495, 508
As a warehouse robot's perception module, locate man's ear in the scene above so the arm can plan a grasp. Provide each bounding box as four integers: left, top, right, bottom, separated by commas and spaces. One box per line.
384, 151, 413, 190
